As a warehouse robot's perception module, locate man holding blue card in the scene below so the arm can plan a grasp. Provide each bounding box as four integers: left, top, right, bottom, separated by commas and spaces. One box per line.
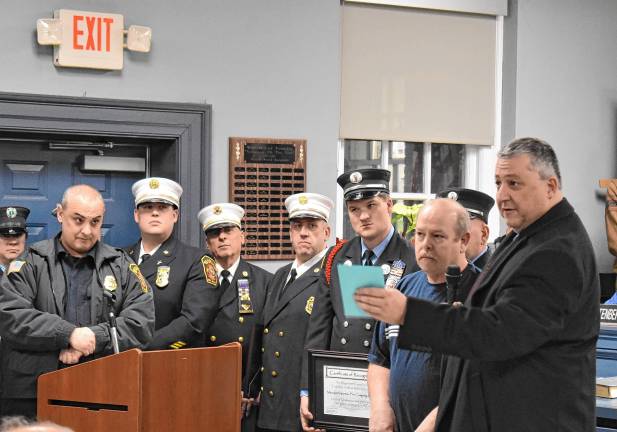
300, 168, 418, 431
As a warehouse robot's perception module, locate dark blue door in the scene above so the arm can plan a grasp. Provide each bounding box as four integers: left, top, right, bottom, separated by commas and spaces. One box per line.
0, 142, 143, 247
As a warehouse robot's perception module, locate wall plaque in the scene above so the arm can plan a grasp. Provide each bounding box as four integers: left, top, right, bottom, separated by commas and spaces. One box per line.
229, 137, 306, 260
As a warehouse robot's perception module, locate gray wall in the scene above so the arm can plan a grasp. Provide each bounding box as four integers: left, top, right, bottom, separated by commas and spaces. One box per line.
507, 0, 617, 272
0, 0, 341, 272
4, 0, 617, 273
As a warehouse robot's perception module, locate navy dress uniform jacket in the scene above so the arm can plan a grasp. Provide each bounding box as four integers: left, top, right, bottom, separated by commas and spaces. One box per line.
126, 237, 220, 350
258, 259, 324, 431
301, 230, 418, 388
398, 199, 600, 432
204, 258, 271, 383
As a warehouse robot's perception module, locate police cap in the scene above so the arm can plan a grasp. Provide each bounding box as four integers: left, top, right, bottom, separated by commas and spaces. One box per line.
0, 206, 30, 236
337, 168, 391, 201
437, 187, 494, 223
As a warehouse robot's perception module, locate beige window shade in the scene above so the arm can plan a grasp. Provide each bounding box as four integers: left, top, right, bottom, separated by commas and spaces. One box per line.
340, 3, 497, 145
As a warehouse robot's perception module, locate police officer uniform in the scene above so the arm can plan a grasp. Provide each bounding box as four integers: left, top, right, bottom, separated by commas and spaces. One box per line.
0, 206, 30, 276
437, 187, 495, 270
0, 229, 154, 417
197, 203, 272, 394
127, 178, 220, 350
302, 169, 418, 390
257, 193, 333, 432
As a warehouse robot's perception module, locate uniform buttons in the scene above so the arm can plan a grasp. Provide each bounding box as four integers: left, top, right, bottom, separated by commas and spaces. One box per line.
274, 351, 280, 358
271, 371, 278, 377
365, 323, 372, 331
238, 336, 244, 343
260, 386, 264, 391
343, 321, 349, 327
261, 347, 265, 353
340, 338, 347, 345
268, 390, 274, 397
363, 340, 370, 347
210, 335, 216, 342
264, 328, 269, 334
278, 331, 284, 337
239, 317, 244, 323
261, 366, 265, 372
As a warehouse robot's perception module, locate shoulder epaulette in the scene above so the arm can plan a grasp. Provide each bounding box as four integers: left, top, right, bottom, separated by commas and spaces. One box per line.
325, 238, 347, 286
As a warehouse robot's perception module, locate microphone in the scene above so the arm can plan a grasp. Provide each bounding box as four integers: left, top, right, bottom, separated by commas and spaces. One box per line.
445, 265, 461, 304
103, 289, 120, 354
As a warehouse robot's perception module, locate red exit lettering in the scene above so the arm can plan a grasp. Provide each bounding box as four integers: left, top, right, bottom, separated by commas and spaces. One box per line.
73, 15, 114, 52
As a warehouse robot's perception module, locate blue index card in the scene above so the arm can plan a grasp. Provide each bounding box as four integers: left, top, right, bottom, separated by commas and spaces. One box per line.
337, 264, 385, 318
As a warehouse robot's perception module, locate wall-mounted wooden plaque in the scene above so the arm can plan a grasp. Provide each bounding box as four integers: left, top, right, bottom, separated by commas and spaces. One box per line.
229, 137, 307, 260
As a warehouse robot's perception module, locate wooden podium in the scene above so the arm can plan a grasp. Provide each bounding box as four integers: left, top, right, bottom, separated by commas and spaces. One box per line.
37, 344, 241, 432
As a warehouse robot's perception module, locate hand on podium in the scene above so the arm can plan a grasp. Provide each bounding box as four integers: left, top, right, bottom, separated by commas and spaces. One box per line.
69, 327, 96, 356
59, 348, 83, 365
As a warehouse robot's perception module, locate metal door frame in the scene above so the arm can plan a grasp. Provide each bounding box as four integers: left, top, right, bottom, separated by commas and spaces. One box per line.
0, 92, 211, 248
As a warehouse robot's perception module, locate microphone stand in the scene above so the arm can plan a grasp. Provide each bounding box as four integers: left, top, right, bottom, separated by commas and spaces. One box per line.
103, 290, 120, 354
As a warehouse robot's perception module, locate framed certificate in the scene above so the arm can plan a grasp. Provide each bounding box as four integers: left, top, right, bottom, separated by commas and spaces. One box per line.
308, 349, 369, 431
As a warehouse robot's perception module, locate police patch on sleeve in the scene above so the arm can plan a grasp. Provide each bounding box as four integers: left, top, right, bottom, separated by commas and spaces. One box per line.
201, 256, 218, 287
129, 263, 149, 293
7, 260, 25, 275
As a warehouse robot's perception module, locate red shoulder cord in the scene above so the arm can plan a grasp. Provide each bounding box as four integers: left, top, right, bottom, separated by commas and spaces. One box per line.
324, 238, 347, 286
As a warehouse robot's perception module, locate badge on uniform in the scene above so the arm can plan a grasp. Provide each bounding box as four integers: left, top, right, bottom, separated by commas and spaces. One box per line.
104, 275, 118, 292
305, 296, 315, 315
237, 279, 254, 314
201, 256, 217, 287
384, 260, 406, 289
156, 266, 170, 288
7, 260, 25, 275
129, 263, 150, 293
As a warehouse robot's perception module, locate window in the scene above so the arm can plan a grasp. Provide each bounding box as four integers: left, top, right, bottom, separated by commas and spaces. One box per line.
339, 139, 480, 239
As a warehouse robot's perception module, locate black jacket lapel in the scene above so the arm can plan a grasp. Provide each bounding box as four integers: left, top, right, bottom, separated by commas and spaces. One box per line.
266, 261, 322, 325
140, 237, 177, 279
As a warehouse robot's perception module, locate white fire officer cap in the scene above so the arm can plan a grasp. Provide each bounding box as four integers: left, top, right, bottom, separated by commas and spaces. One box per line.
284, 193, 334, 222
198, 203, 245, 233
132, 177, 183, 208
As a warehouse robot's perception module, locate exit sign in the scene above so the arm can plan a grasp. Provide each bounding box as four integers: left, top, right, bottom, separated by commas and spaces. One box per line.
54, 9, 124, 70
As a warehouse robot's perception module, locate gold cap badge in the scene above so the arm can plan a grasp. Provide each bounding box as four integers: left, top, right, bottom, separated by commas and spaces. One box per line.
149, 179, 160, 189
299, 196, 308, 205
213, 206, 223, 215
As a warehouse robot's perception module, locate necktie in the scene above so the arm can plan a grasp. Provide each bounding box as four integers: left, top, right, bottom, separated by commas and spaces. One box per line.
362, 249, 375, 266
280, 268, 297, 298
139, 253, 151, 265
220, 269, 231, 290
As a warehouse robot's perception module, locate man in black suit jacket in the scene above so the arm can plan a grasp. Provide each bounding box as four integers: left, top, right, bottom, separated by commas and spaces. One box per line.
356, 138, 600, 432
127, 177, 220, 350
300, 168, 419, 430
257, 192, 334, 432
198, 202, 272, 432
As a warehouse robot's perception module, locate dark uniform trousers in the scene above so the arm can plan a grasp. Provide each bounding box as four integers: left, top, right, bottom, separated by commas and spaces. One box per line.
301, 230, 418, 389
204, 258, 272, 432
126, 237, 220, 349
256, 259, 324, 432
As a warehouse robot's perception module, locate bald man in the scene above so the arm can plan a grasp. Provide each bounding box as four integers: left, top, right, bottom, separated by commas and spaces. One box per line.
0, 417, 73, 432
0, 184, 155, 418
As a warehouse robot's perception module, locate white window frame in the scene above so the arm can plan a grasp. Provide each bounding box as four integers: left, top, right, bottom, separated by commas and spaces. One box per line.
336, 16, 503, 241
